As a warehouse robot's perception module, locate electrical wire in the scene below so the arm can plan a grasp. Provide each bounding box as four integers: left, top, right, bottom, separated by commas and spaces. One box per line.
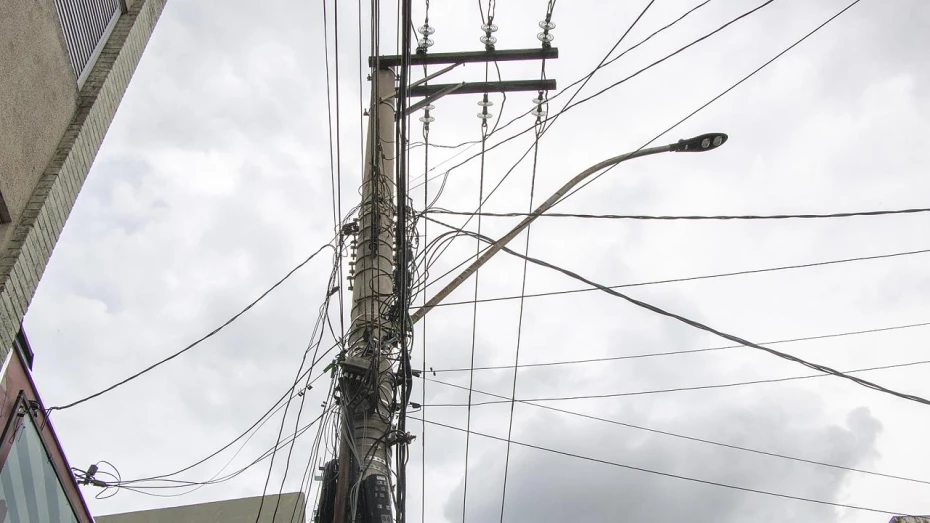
395, 0, 415, 518
409, 0, 765, 192
425, 358, 930, 406
423, 215, 930, 409
269, 285, 339, 521
425, 207, 930, 221
499, 101, 545, 523
84, 413, 328, 497
408, 0, 709, 189
429, 247, 930, 308
413, 0, 865, 299
47, 243, 334, 413
420, 376, 930, 486
258, 259, 340, 522
428, 320, 930, 373
113, 361, 335, 492
410, 417, 908, 516
558, 0, 865, 207
460, 78, 493, 523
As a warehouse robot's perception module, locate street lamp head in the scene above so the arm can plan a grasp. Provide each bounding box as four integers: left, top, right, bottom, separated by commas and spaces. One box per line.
672, 132, 728, 153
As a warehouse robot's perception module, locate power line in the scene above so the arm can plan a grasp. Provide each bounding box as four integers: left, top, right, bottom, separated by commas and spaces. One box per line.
428, 247, 930, 308
408, 1, 723, 292
411, 0, 866, 299
92, 412, 329, 497
425, 358, 930, 406
461, 55, 494, 523
420, 376, 930, 487
425, 207, 930, 221
558, 0, 865, 206
410, 0, 774, 192
499, 73, 547, 523
428, 320, 930, 373
423, 215, 930, 409
116, 353, 336, 490
268, 270, 341, 521
412, 0, 662, 275
410, 417, 908, 516
48, 243, 335, 413
562, 0, 776, 113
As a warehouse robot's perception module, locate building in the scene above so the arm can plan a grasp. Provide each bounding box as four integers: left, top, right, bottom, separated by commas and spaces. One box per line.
0, 329, 94, 522
95, 492, 308, 523
0, 0, 167, 360
1, 0, 167, 521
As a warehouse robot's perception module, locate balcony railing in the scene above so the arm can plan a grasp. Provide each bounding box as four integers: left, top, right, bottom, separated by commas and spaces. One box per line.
53, 0, 126, 87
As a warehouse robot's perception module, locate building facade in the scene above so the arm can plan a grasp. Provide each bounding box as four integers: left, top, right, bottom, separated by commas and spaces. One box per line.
0, 331, 94, 522
1, 1, 167, 520
96, 493, 308, 523
0, 0, 167, 360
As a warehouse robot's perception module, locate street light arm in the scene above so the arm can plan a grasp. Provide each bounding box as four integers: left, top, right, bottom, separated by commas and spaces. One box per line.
410, 143, 674, 325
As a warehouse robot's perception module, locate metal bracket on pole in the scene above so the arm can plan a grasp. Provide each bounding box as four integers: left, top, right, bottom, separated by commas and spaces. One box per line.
410, 79, 556, 97
371, 47, 558, 68
404, 82, 465, 116
381, 63, 463, 104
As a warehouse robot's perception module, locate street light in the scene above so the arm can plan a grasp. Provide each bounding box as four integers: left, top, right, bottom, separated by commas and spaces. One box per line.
411, 132, 729, 324
672, 132, 728, 153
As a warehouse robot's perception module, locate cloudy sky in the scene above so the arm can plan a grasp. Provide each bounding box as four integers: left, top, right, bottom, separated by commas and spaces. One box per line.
23, 0, 930, 521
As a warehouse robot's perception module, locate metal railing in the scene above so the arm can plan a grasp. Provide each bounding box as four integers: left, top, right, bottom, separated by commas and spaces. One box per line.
53, 0, 124, 87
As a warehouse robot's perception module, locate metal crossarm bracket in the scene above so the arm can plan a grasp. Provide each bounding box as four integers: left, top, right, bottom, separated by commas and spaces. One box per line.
371, 47, 558, 68
410, 79, 556, 97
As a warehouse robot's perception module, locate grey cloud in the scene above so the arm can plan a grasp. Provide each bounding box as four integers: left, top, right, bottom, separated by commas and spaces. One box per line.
442, 399, 883, 522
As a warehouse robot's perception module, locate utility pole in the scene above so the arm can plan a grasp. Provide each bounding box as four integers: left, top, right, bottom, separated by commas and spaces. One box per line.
329, 67, 397, 523
319, 14, 559, 523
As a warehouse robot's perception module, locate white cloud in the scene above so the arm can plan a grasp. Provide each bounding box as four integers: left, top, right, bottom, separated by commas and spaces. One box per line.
22, 0, 930, 520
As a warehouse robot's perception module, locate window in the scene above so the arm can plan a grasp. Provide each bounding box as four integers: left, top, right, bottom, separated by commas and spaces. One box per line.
53, 0, 127, 87
0, 399, 79, 523
0, 188, 10, 224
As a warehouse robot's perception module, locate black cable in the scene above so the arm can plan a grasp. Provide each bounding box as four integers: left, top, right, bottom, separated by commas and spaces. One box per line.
409, 0, 767, 192
461, 93, 492, 523
499, 116, 544, 523
426, 207, 930, 221
427, 358, 930, 406
403, 0, 721, 299
417, 139, 537, 292
479, 0, 709, 149
396, 0, 414, 518
540, 0, 655, 137
429, 247, 930, 308
411, 417, 908, 516
258, 262, 339, 522
93, 413, 328, 497
429, 320, 930, 373
415, 0, 656, 275
421, 376, 930, 486
564, 0, 775, 114
331, 0, 349, 388
117, 363, 334, 490
424, 215, 930, 409
48, 243, 334, 413
419, 44, 431, 523
270, 288, 338, 521
559, 0, 864, 207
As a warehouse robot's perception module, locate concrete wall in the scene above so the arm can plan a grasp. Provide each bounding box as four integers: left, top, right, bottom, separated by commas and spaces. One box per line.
95, 493, 308, 523
0, 0, 168, 359
0, 0, 78, 237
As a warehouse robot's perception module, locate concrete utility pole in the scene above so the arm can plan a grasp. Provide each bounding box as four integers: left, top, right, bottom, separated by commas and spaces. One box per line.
331, 67, 397, 523
321, 25, 558, 523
